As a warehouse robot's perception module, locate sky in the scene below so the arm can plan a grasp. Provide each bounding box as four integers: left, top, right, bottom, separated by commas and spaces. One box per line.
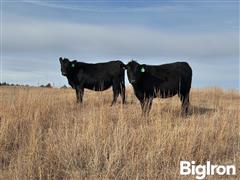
1, 0, 239, 89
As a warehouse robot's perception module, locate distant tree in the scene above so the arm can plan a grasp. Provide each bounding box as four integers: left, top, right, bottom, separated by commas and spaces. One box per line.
45, 83, 52, 88
40, 83, 52, 88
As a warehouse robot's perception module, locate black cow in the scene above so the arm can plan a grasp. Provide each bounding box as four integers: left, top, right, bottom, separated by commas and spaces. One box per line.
125, 60, 192, 115
59, 57, 125, 105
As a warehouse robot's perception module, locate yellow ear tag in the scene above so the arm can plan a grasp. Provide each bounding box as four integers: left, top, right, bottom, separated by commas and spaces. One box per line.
141, 67, 145, 73
72, 64, 75, 68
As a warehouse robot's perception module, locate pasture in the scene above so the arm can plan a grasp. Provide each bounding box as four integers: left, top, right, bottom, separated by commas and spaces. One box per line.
0, 86, 239, 179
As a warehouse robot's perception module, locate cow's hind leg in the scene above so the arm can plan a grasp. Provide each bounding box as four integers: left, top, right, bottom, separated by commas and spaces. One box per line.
111, 83, 120, 106
180, 93, 190, 116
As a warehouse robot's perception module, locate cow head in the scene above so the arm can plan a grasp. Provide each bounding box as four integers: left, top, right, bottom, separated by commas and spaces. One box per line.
125, 60, 147, 84
59, 57, 76, 76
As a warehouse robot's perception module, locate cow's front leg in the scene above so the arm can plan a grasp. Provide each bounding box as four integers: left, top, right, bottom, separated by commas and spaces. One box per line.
76, 87, 84, 103
140, 98, 153, 116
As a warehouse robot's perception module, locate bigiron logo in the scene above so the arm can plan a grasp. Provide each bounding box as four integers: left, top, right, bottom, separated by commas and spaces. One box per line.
180, 161, 236, 179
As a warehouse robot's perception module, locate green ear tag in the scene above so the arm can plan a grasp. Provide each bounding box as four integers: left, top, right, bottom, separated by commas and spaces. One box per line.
71, 64, 75, 68
141, 67, 145, 73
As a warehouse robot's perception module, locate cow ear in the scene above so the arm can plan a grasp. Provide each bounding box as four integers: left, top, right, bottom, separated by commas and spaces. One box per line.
59, 57, 63, 62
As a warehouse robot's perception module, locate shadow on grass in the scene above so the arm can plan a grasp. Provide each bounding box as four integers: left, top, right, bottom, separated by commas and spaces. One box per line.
158, 105, 215, 118
189, 106, 215, 115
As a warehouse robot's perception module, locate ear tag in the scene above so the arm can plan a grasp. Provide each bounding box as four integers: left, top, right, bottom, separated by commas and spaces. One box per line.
141, 67, 145, 73
71, 64, 75, 68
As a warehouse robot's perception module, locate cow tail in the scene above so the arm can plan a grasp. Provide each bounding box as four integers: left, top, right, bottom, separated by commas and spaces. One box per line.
186, 64, 192, 94
179, 63, 192, 96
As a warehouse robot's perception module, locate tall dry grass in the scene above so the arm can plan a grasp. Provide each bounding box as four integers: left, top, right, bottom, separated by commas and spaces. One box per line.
0, 86, 239, 179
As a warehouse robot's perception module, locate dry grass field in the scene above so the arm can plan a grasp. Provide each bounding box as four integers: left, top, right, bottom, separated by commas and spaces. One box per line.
0, 86, 239, 179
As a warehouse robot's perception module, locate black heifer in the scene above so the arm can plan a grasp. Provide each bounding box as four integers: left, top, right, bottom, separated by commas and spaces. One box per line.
59, 57, 125, 105
125, 60, 192, 115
